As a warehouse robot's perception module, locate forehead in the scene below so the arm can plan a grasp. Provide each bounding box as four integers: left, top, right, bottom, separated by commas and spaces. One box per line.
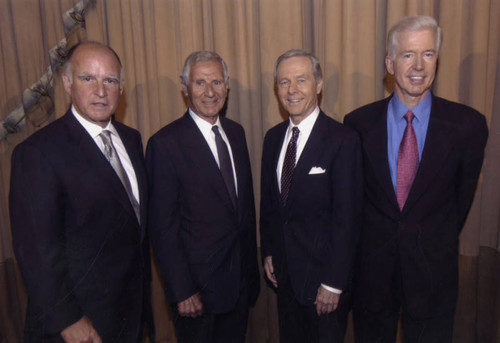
277, 56, 313, 77
71, 46, 121, 74
395, 29, 437, 51
189, 60, 224, 79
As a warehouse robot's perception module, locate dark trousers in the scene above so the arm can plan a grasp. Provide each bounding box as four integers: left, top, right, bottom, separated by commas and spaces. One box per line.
353, 253, 454, 343
171, 286, 250, 343
276, 275, 350, 343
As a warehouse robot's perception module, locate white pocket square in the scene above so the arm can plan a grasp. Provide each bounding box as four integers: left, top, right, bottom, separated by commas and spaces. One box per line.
308, 166, 326, 175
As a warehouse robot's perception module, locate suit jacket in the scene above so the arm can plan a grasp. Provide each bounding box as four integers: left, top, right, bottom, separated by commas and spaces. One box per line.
145, 112, 260, 314
9, 110, 150, 342
260, 111, 363, 305
344, 94, 488, 319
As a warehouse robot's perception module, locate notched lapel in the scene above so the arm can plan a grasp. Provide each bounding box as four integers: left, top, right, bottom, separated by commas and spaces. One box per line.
271, 123, 289, 204
183, 115, 236, 212
363, 114, 399, 210
402, 114, 454, 212
285, 114, 327, 208
115, 125, 147, 230
65, 115, 137, 220
223, 123, 246, 214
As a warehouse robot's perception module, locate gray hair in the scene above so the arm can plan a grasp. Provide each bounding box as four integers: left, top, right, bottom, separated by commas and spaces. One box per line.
274, 49, 323, 84
63, 41, 123, 86
387, 15, 442, 59
181, 51, 228, 84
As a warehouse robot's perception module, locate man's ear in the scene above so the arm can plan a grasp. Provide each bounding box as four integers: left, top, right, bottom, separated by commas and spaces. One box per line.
62, 73, 72, 96
316, 78, 324, 95
180, 76, 188, 97
385, 56, 394, 75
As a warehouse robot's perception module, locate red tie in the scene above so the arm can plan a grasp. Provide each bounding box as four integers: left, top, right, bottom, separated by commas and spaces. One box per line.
397, 111, 419, 210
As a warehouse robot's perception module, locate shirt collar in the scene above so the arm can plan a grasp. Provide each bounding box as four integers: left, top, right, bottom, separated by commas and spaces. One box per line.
71, 105, 116, 138
188, 108, 221, 134
287, 106, 320, 134
389, 91, 432, 123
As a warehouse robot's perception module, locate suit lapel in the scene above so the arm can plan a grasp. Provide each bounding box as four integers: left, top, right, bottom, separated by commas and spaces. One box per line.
363, 101, 400, 210
284, 112, 327, 209
271, 122, 289, 208
62, 112, 139, 222
402, 98, 454, 212
115, 123, 147, 231
222, 119, 245, 213
181, 113, 235, 212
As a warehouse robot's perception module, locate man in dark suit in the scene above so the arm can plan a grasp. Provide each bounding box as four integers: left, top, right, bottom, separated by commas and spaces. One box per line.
344, 16, 489, 343
146, 51, 259, 342
260, 49, 363, 342
9, 42, 151, 342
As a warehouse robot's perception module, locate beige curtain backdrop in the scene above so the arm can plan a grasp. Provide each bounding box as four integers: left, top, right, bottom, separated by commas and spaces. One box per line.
1, 0, 499, 342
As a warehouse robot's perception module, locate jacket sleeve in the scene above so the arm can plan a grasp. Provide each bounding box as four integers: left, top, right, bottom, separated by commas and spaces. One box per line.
456, 112, 488, 230
145, 135, 197, 303
321, 128, 364, 289
259, 131, 279, 261
9, 143, 83, 334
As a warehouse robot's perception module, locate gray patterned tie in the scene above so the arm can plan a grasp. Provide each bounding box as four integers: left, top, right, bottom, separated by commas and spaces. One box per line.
99, 130, 140, 222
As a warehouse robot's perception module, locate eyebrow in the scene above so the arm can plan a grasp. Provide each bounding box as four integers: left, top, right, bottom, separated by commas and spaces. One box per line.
77, 73, 120, 80
77, 73, 94, 78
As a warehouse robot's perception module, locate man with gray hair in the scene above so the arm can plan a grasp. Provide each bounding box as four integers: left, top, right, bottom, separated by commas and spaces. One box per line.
344, 15, 488, 342
146, 51, 260, 342
260, 49, 363, 342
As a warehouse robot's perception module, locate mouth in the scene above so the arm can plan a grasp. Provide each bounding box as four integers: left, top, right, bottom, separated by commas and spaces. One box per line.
287, 98, 303, 104
202, 98, 220, 106
409, 76, 425, 84
91, 102, 108, 108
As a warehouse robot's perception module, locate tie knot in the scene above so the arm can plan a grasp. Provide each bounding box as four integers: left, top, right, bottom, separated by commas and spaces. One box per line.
212, 125, 221, 136
404, 111, 415, 123
291, 126, 300, 140
100, 129, 112, 143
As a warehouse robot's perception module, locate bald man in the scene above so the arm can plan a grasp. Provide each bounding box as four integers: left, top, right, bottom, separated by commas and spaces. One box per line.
10, 42, 151, 342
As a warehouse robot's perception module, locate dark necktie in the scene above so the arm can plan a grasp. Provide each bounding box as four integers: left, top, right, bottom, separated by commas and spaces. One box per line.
281, 127, 300, 205
397, 111, 419, 210
99, 130, 140, 222
212, 125, 237, 209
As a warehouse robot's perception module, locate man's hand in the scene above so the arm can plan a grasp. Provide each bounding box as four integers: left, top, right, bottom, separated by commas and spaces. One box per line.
178, 293, 203, 318
60, 316, 102, 343
264, 256, 278, 288
314, 286, 340, 316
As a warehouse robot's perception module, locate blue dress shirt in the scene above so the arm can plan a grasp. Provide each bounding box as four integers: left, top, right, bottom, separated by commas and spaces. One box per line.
387, 92, 432, 193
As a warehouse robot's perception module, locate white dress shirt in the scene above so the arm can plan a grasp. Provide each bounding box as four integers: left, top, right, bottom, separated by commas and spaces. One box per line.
189, 109, 238, 194
276, 106, 320, 188
276, 106, 341, 295
71, 105, 140, 203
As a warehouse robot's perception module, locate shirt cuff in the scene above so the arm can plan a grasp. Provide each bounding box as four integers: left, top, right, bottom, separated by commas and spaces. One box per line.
321, 283, 342, 294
